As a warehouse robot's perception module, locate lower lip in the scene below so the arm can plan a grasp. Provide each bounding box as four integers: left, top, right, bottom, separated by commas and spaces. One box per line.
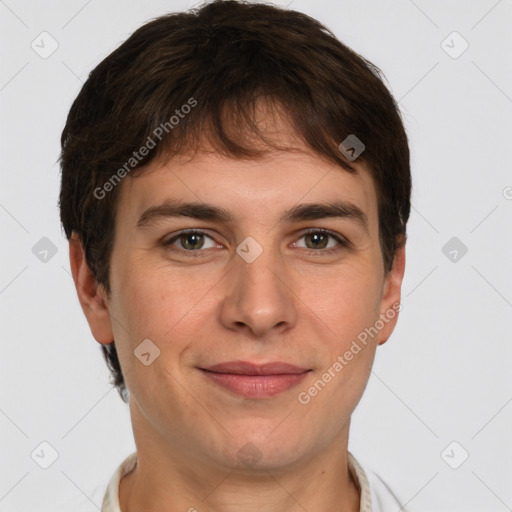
200, 370, 310, 398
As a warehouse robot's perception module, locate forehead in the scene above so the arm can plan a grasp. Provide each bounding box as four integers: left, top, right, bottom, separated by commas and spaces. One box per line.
115, 101, 379, 229
118, 148, 378, 227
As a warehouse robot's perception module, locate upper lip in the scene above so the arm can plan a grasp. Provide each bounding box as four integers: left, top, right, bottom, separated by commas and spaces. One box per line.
201, 361, 310, 375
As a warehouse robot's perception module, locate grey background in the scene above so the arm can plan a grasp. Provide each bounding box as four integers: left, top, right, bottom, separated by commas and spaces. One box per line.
1, 0, 511, 510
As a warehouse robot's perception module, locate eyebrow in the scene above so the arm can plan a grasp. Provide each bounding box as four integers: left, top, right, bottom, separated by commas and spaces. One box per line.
136, 199, 369, 232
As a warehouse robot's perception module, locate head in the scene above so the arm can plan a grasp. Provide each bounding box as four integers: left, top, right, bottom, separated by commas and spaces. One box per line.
60, 0, 410, 470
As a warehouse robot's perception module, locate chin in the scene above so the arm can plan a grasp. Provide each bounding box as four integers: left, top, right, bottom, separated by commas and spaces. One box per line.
214, 428, 311, 472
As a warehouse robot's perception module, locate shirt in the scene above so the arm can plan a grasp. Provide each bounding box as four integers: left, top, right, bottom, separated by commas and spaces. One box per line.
101, 451, 408, 512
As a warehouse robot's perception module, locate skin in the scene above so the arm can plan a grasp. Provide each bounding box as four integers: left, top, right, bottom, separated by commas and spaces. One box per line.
70, 122, 405, 512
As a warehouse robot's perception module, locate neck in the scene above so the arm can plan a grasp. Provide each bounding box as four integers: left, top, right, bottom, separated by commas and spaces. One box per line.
119, 406, 360, 512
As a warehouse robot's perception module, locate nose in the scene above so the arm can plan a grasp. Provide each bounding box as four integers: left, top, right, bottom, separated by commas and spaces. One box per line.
219, 245, 298, 338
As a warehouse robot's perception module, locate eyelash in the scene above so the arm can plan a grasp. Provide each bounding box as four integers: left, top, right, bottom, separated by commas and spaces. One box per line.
162, 228, 351, 257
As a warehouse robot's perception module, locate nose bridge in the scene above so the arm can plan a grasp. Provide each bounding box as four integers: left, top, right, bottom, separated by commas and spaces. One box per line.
220, 237, 297, 336
239, 244, 282, 296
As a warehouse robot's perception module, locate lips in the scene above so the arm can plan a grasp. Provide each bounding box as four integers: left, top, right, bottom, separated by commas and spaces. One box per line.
199, 360, 311, 398
202, 361, 310, 375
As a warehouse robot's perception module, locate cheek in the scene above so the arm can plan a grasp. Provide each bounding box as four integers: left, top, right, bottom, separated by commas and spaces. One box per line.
107, 264, 204, 415
301, 262, 383, 348
111, 257, 208, 340
296, 271, 381, 434
295, 263, 382, 406
107, 258, 222, 389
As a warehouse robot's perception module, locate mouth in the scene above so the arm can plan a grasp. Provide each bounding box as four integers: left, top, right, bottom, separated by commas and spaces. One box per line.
199, 361, 312, 399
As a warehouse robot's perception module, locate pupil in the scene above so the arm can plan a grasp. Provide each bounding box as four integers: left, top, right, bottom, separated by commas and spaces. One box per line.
307, 232, 327, 249
182, 233, 203, 250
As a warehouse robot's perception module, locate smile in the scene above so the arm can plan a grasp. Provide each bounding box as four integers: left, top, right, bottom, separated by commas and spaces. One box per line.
199, 361, 311, 398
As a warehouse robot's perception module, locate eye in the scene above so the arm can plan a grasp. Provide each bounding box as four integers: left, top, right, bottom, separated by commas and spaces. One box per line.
162, 228, 350, 258
163, 229, 218, 252
294, 229, 349, 253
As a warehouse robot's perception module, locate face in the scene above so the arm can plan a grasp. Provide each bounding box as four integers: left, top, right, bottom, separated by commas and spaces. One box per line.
72, 131, 405, 473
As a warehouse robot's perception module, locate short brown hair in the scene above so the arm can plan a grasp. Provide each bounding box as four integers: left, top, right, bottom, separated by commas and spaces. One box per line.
59, 0, 411, 402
